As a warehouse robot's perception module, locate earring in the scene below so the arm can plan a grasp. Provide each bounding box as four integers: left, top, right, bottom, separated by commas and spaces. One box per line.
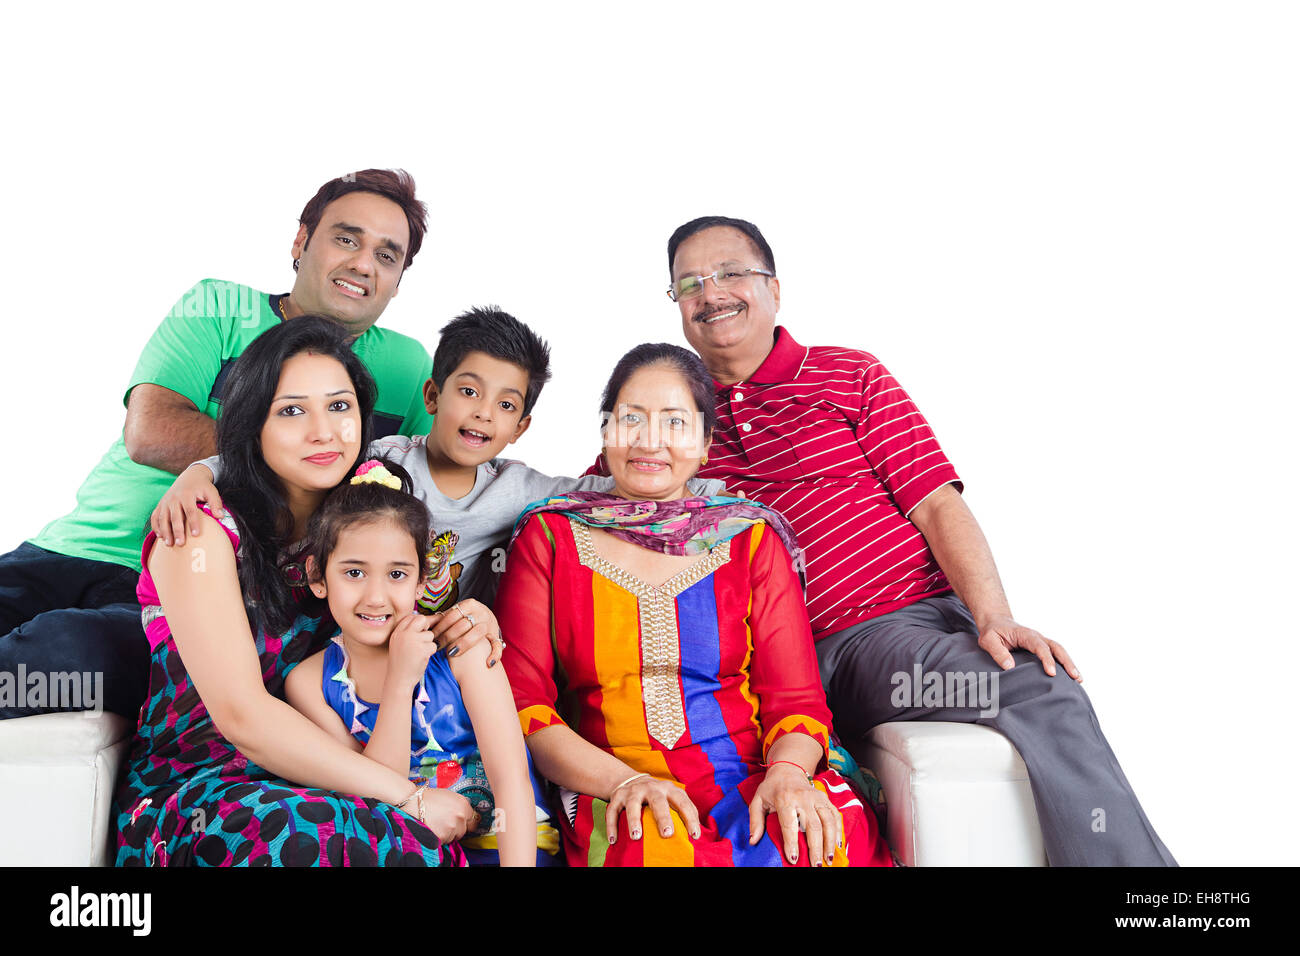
701, 455, 708, 466
292, 257, 301, 272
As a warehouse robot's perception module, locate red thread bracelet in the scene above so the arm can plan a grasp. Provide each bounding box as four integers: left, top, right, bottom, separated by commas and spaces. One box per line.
764, 759, 813, 780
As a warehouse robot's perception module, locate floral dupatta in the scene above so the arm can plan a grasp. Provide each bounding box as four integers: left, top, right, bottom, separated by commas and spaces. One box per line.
508, 493, 807, 589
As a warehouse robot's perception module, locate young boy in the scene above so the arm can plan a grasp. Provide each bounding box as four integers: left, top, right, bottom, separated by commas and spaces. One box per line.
155, 306, 723, 609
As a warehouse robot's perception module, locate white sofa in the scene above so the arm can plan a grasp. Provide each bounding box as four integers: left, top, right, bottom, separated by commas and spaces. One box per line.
0, 713, 1045, 866
857, 721, 1047, 866
0, 711, 131, 866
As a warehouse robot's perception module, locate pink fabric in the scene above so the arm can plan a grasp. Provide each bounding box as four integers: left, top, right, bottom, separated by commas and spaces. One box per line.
136, 504, 240, 651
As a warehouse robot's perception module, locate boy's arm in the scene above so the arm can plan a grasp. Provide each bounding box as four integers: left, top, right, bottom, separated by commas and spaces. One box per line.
283, 653, 365, 752
151, 460, 221, 547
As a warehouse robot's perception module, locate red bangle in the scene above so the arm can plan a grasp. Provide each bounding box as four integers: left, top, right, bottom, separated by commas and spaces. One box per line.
764, 759, 813, 780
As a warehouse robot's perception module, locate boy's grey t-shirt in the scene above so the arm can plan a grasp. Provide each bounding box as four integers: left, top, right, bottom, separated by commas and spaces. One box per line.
371, 434, 627, 607
199, 436, 723, 608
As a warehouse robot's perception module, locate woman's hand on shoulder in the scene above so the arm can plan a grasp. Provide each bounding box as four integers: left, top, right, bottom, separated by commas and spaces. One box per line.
151, 462, 222, 547
606, 774, 701, 844
428, 599, 505, 668
747, 763, 842, 866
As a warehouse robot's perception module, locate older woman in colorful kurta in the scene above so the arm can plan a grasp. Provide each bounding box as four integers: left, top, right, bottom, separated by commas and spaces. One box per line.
497, 344, 892, 867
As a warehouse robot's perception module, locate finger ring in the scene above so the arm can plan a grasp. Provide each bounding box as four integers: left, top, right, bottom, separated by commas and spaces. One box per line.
463, 613, 475, 627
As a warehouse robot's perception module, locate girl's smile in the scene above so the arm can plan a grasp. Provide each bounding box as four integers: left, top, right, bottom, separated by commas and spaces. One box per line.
313, 518, 424, 649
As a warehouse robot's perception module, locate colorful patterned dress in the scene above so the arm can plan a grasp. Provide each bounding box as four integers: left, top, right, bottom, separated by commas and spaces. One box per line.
113, 508, 463, 867
498, 513, 893, 867
320, 635, 561, 865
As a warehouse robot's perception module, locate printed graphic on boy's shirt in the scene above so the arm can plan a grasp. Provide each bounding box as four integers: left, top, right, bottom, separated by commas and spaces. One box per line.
417, 529, 462, 613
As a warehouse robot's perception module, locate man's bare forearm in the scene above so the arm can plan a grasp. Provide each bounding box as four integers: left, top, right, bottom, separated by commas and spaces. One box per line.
908, 483, 1013, 630
123, 384, 218, 475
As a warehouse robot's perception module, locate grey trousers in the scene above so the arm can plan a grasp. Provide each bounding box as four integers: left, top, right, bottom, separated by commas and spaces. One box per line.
816, 593, 1177, 866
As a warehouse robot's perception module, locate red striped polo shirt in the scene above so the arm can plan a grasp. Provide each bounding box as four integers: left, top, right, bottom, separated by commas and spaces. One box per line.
698, 327, 962, 639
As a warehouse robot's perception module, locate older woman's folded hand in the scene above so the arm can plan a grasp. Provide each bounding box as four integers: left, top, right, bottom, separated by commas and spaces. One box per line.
605, 773, 702, 844
747, 763, 843, 866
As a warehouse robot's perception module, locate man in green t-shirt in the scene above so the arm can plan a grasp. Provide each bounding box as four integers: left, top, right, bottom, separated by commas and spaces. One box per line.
0, 169, 435, 719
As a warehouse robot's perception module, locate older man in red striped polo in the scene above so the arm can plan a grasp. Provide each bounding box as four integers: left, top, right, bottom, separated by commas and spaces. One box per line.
666, 215, 1175, 866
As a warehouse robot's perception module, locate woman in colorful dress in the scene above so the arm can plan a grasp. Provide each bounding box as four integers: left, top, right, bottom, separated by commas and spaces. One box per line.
115, 316, 493, 866
497, 343, 893, 867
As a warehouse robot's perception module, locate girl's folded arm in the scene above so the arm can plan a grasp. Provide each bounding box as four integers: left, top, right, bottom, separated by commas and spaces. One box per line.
282, 653, 364, 752
361, 676, 423, 778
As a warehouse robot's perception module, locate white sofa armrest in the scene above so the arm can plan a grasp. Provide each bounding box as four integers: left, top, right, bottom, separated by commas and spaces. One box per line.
856, 721, 1046, 866
0, 712, 131, 866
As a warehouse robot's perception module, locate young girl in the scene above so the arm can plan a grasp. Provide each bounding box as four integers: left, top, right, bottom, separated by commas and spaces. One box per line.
285, 459, 556, 866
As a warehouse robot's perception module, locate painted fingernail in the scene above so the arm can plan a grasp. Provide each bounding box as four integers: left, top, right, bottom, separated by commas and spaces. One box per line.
630, 829, 641, 840
448, 647, 460, 658
488, 659, 496, 668
608, 834, 616, 845
789, 851, 798, 863
691, 829, 700, 839
662, 826, 672, 836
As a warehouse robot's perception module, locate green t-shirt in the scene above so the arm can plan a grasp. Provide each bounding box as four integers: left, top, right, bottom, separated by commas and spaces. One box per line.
30, 278, 434, 571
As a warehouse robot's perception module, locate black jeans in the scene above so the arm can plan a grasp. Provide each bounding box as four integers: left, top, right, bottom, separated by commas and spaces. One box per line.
0, 542, 149, 719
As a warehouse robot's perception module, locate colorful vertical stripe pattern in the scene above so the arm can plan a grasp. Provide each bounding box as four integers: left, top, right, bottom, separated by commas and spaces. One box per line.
498, 512, 892, 867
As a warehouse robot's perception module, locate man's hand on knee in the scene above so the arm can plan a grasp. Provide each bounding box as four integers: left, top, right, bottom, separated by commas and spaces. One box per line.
976, 614, 1082, 682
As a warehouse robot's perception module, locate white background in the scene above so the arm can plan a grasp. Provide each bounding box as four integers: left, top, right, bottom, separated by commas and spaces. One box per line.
2, 2, 1296, 866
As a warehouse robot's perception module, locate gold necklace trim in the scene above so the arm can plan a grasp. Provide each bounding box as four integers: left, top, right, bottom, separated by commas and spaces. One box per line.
568, 518, 730, 748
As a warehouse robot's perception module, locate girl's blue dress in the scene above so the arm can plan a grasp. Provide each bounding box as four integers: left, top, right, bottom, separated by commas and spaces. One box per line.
320, 634, 560, 865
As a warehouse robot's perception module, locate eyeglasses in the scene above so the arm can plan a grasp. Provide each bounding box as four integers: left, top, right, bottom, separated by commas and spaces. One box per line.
666, 265, 775, 302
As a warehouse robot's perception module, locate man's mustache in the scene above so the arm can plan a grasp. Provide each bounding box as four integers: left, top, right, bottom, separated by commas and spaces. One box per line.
693, 303, 745, 323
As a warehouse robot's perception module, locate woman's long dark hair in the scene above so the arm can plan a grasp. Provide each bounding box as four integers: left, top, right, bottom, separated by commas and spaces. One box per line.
216, 315, 377, 634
